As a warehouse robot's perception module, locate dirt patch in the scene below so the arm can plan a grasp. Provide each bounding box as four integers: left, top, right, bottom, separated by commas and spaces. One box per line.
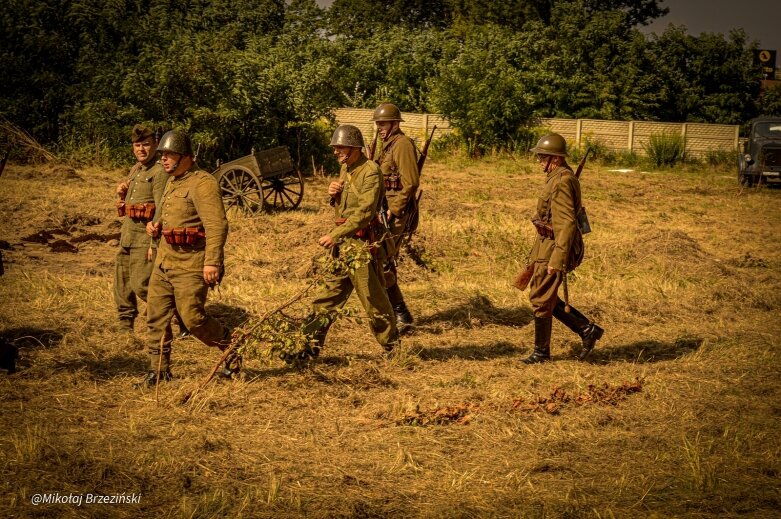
49, 240, 78, 253
22, 230, 55, 244
399, 379, 644, 426
512, 379, 644, 414
399, 402, 483, 426
70, 232, 121, 244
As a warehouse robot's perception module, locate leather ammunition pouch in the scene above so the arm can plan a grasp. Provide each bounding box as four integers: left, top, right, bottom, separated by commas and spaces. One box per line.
512, 263, 535, 291
161, 226, 205, 246
532, 217, 555, 240
125, 203, 156, 221
116, 200, 126, 217
384, 173, 402, 191
335, 216, 389, 256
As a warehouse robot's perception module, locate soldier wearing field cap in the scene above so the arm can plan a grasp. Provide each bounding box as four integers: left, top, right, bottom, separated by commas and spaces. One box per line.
523, 133, 603, 363
136, 129, 236, 387
113, 124, 168, 335
292, 124, 399, 362
372, 102, 419, 334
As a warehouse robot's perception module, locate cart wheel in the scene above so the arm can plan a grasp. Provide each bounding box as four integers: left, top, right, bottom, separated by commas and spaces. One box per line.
218, 166, 263, 214
261, 169, 304, 210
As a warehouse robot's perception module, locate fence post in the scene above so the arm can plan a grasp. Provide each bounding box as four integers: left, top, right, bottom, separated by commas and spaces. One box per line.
681, 123, 688, 157
575, 119, 582, 148
628, 120, 635, 154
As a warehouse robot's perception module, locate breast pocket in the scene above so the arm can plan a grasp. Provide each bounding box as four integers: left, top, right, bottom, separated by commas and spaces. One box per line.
167, 189, 192, 216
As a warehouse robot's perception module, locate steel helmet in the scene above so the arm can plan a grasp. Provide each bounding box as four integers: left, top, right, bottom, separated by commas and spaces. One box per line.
530, 133, 568, 157
330, 124, 365, 148
371, 102, 404, 122
158, 130, 193, 156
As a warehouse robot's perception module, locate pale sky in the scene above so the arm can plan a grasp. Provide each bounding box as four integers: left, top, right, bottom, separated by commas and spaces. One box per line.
644, 0, 780, 53
313, 0, 781, 53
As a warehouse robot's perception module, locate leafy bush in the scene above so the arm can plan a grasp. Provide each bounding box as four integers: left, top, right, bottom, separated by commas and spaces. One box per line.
704, 148, 737, 167
643, 131, 686, 167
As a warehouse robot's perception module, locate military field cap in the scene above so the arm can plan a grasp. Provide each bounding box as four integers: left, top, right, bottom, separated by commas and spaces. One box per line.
131, 124, 155, 143
158, 130, 193, 156
371, 102, 404, 122
530, 133, 568, 157
330, 124, 365, 148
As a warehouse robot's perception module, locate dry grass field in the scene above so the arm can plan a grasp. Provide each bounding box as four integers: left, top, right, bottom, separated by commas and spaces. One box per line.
0, 155, 780, 518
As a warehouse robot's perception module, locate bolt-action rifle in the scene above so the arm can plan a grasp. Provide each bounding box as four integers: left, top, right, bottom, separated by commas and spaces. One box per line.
395, 125, 437, 250
367, 128, 378, 162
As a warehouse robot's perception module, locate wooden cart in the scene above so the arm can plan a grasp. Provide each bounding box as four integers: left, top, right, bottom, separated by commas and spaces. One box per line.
211, 146, 304, 213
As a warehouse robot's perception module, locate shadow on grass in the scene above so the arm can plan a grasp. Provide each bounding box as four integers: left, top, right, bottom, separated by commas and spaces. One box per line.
588, 336, 704, 364
418, 341, 520, 361
1, 326, 64, 374
56, 351, 149, 380
205, 302, 252, 329
0, 326, 64, 349
417, 294, 533, 329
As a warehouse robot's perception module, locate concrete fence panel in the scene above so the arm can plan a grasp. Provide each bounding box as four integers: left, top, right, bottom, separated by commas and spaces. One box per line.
334, 108, 738, 158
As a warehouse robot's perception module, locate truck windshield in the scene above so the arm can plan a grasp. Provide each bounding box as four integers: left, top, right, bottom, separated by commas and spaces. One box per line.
754, 122, 781, 138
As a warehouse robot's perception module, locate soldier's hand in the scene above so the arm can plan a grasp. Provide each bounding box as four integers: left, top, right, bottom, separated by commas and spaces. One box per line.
146, 221, 161, 237
116, 181, 129, 197
547, 265, 560, 276
318, 234, 336, 249
146, 247, 153, 262
204, 265, 220, 285
328, 181, 344, 197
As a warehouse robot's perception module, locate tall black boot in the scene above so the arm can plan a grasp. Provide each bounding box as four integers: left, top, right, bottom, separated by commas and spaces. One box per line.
553, 299, 603, 361
218, 327, 242, 379
392, 302, 414, 335
522, 316, 552, 364
387, 284, 414, 335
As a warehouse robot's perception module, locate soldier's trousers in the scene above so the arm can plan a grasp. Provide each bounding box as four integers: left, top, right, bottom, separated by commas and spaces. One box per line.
385, 212, 409, 306
114, 246, 154, 321
528, 261, 592, 333
145, 266, 225, 370
304, 253, 398, 349
528, 261, 563, 318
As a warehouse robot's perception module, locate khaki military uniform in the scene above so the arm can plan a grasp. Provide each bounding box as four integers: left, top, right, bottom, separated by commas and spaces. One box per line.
376, 129, 419, 306
304, 155, 398, 350
528, 163, 584, 318
113, 157, 167, 323
145, 165, 229, 371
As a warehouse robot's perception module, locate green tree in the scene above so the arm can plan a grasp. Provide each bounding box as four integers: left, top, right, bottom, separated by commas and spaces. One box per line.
647, 26, 762, 124
429, 25, 536, 155
759, 84, 781, 117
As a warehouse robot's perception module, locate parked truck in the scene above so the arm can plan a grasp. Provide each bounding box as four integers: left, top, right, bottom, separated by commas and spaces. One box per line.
739, 116, 781, 187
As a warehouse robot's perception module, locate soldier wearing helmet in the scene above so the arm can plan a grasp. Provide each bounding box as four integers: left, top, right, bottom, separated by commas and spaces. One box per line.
136, 129, 235, 387
523, 133, 603, 363
292, 124, 399, 362
113, 124, 168, 339
372, 102, 419, 334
